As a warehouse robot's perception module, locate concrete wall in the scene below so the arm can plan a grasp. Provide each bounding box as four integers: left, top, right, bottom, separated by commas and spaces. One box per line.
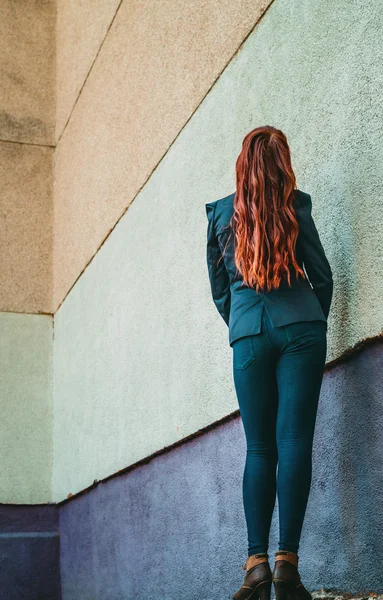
55, 0, 121, 139
0, 313, 53, 503
52, 0, 383, 502
53, 0, 271, 310
0, 0, 56, 146
58, 343, 383, 598
0, 1, 56, 508
0, 143, 54, 314
0, 505, 60, 600
0, 0, 55, 314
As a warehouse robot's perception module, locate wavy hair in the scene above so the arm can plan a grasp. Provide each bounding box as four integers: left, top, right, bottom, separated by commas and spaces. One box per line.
223, 125, 306, 292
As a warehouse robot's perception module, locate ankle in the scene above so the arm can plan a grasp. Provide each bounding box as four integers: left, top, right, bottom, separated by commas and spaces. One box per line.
274, 550, 298, 568
243, 553, 269, 571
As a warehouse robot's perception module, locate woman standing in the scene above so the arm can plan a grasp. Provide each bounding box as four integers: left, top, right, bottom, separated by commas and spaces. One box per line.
205, 126, 333, 600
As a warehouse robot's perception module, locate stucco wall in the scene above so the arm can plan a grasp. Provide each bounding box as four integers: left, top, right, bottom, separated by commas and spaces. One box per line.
0, 1, 56, 508
53, 0, 271, 310
55, 0, 121, 139
0, 0, 56, 145
0, 143, 53, 314
52, 0, 383, 502
0, 313, 53, 503
0, 1, 55, 313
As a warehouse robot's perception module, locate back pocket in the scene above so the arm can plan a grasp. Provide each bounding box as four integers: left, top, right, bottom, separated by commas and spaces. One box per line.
285, 320, 326, 344
232, 336, 257, 369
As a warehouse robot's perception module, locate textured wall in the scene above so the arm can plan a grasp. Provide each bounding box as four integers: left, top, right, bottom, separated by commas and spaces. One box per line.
0, 1, 55, 310
0, 2, 56, 508
0, 143, 53, 313
56, 0, 120, 139
53, 0, 271, 309
0, 313, 53, 503
0, 0, 55, 315
0, 505, 60, 600
53, 0, 383, 501
0, 0, 56, 145
58, 343, 383, 599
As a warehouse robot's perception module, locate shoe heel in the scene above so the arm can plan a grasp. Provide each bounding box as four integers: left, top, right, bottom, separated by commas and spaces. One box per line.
257, 580, 272, 600
273, 579, 294, 600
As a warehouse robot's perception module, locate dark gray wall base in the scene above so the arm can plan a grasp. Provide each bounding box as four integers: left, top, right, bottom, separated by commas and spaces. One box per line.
0, 505, 60, 600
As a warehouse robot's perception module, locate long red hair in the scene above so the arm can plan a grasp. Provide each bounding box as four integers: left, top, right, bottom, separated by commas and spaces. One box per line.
225, 125, 306, 292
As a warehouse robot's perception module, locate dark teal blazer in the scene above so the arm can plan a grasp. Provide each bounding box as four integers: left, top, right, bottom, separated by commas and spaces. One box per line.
205, 190, 333, 346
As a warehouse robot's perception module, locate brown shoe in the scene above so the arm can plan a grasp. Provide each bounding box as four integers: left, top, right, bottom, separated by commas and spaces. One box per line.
232, 553, 272, 600
272, 551, 312, 600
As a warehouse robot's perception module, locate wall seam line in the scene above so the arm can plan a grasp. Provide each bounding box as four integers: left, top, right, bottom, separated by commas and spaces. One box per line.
54, 0, 277, 314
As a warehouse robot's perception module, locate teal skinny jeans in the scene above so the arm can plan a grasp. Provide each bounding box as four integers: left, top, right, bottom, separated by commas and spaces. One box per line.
232, 306, 327, 557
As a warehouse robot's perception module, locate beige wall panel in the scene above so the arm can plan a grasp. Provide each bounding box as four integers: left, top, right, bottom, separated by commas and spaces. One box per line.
56, 0, 121, 139
0, 142, 53, 313
0, 0, 56, 145
53, 0, 272, 310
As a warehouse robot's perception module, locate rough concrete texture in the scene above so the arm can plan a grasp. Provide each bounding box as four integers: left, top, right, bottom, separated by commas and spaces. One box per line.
56, 0, 121, 138
0, 142, 53, 313
0, 504, 60, 599
53, 0, 272, 309
0, 0, 56, 145
58, 343, 383, 599
53, 0, 383, 501
0, 313, 53, 503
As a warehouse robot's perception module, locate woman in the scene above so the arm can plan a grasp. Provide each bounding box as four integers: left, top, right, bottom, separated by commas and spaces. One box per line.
205, 126, 333, 600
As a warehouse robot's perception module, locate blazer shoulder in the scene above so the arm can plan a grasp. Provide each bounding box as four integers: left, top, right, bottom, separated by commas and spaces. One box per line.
205, 191, 235, 218
293, 189, 312, 211
206, 192, 235, 210
205, 200, 217, 227
220, 191, 236, 206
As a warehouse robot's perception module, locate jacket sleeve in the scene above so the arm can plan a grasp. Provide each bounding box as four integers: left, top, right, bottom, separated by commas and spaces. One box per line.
205, 202, 231, 326
295, 193, 334, 319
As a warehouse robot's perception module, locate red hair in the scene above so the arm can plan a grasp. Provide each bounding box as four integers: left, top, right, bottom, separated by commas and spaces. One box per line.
224, 125, 306, 292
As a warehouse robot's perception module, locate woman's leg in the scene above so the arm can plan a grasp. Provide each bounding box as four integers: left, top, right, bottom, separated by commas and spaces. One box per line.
232, 332, 279, 556
275, 321, 327, 553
